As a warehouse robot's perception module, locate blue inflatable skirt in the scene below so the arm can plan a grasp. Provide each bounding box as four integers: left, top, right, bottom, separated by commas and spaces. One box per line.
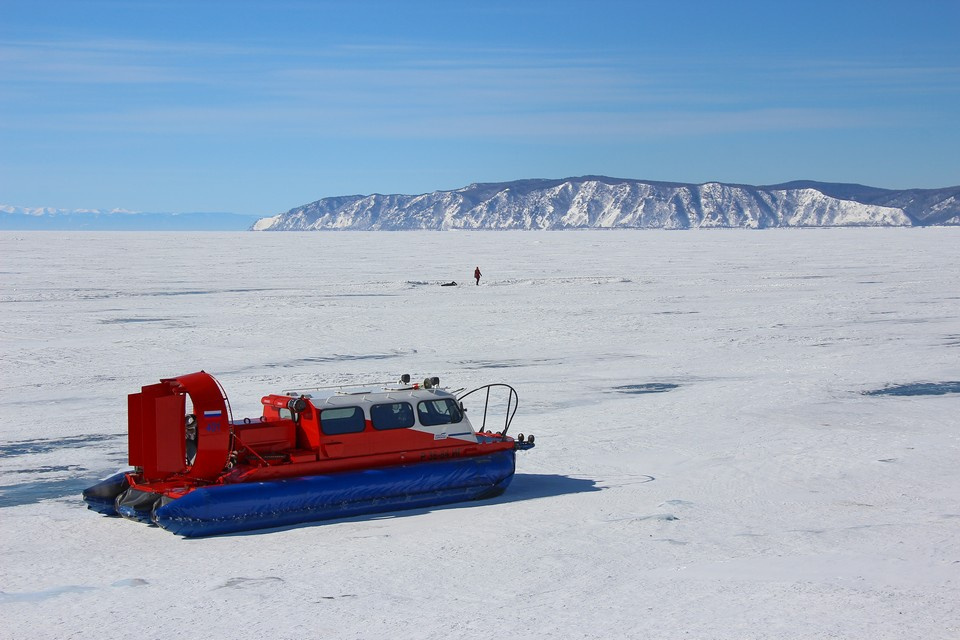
150, 449, 516, 537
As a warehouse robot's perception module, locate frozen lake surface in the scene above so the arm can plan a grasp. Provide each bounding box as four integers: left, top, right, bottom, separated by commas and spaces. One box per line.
1, 229, 959, 638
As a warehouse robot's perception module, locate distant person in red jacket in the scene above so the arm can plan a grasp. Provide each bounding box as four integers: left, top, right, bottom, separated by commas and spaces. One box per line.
474, 266, 482, 286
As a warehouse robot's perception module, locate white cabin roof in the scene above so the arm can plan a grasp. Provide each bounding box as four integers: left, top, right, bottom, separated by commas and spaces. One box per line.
304, 387, 457, 409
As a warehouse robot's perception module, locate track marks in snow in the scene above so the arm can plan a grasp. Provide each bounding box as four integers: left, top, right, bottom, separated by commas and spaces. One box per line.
485, 276, 635, 288
614, 513, 680, 523
613, 382, 680, 395
213, 576, 356, 603
602, 499, 691, 526
0, 578, 147, 603
593, 474, 657, 489
216, 576, 284, 590
0, 585, 96, 603
0, 433, 123, 457
111, 578, 148, 587
222, 350, 418, 376
460, 356, 565, 370
2, 286, 286, 304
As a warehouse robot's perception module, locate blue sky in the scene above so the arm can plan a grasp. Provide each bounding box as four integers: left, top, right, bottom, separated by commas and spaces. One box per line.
1, 0, 958, 215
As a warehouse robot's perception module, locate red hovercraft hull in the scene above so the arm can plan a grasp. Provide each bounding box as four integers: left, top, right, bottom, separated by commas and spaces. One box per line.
82, 372, 534, 536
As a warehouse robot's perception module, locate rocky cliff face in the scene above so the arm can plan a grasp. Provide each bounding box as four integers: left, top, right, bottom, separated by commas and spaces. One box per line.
252, 177, 960, 230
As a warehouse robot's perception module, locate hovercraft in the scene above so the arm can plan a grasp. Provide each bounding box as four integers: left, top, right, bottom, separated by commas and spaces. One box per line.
83, 371, 534, 537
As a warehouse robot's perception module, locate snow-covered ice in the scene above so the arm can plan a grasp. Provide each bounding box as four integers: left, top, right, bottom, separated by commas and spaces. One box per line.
1, 229, 958, 639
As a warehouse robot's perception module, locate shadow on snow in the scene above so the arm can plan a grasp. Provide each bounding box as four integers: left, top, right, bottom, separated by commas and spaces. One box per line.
203, 473, 603, 539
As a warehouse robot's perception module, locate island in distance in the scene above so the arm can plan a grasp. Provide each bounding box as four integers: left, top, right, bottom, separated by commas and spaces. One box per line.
253, 176, 960, 231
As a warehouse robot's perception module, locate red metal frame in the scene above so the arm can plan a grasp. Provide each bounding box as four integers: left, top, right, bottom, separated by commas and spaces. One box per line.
127, 371, 232, 481
126, 371, 518, 498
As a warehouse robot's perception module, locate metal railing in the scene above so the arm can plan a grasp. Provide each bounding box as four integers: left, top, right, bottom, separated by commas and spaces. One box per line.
457, 384, 518, 436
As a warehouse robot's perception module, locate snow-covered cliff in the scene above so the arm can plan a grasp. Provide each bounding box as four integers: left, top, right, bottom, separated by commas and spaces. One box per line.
253, 177, 960, 230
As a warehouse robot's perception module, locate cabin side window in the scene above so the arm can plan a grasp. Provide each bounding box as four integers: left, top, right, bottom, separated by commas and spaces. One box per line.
417, 398, 463, 426
370, 402, 415, 430
319, 406, 365, 435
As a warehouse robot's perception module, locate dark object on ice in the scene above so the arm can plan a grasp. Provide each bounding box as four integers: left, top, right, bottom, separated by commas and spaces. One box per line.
863, 381, 960, 397
441, 281, 458, 287
83, 371, 534, 536
474, 266, 481, 285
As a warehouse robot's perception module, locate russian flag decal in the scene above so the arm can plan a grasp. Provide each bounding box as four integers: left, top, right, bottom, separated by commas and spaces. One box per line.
203, 409, 223, 433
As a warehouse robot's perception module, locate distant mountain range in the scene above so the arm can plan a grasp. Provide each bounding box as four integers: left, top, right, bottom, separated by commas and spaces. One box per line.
5, 177, 958, 231
252, 177, 960, 230
0, 205, 258, 231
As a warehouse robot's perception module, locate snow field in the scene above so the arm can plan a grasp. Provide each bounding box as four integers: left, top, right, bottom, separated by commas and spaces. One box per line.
1, 229, 958, 639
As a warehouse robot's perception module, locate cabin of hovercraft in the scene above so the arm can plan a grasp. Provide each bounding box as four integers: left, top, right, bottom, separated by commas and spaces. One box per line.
255, 377, 479, 461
